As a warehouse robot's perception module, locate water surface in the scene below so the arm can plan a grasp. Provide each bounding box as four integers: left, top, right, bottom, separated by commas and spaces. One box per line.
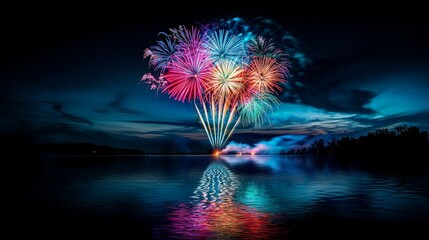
20, 155, 429, 239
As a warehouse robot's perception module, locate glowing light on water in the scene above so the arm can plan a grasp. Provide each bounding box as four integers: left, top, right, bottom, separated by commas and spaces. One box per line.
157, 161, 281, 239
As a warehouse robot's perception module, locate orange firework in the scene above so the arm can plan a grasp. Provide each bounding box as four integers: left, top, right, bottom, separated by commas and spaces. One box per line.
247, 56, 284, 94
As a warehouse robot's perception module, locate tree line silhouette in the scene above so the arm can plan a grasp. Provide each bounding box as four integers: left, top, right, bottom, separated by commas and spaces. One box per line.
286, 126, 429, 156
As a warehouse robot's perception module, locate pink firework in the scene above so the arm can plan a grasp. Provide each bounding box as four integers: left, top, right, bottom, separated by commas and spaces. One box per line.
170, 26, 202, 51
140, 73, 166, 92
163, 48, 213, 102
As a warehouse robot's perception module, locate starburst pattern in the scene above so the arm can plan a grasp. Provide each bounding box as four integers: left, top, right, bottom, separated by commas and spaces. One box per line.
145, 33, 177, 72
163, 49, 213, 102
205, 30, 244, 62
209, 60, 244, 99
239, 92, 281, 128
247, 56, 285, 93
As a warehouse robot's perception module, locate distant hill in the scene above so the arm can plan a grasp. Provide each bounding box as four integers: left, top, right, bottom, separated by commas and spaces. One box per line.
34, 143, 145, 155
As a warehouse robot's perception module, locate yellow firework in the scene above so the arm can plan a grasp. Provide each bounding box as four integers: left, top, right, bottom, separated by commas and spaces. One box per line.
209, 60, 244, 99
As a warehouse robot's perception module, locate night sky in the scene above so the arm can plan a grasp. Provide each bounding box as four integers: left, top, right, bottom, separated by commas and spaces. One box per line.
2, 4, 428, 152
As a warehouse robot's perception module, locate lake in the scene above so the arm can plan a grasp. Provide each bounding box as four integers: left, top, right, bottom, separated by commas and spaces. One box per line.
17, 155, 429, 239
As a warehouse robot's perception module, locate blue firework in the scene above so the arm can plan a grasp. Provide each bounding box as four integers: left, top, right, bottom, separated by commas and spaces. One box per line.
205, 30, 244, 62
145, 33, 177, 73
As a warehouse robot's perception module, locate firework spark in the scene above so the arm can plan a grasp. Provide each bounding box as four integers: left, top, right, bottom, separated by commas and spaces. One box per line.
171, 26, 202, 50
239, 92, 281, 128
205, 30, 244, 62
163, 49, 213, 102
209, 60, 244, 99
247, 56, 285, 94
145, 33, 177, 73
248, 36, 290, 74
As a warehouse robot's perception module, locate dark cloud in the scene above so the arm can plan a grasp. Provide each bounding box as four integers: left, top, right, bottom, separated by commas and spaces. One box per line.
96, 93, 142, 115
291, 87, 376, 114
127, 120, 200, 128
41, 123, 208, 152
281, 17, 429, 115
53, 104, 92, 125
354, 111, 429, 130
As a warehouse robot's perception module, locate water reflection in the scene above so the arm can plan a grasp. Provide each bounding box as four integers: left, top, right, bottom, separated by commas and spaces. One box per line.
238, 181, 278, 213
26, 155, 429, 238
158, 161, 282, 239
221, 155, 281, 172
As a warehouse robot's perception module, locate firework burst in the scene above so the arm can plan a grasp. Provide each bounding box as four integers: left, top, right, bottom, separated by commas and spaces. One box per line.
144, 33, 177, 73
209, 60, 244, 100
170, 26, 202, 50
205, 30, 244, 62
247, 56, 285, 93
248, 36, 290, 74
141, 22, 290, 150
239, 92, 281, 128
163, 48, 213, 102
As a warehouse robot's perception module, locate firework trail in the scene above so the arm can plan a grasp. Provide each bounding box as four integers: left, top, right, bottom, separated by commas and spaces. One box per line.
142, 21, 290, 151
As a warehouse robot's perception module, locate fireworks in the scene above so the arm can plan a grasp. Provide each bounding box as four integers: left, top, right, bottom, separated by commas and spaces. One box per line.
142, 22, 289, 150
248, 36, 290, 74
247, 56, 284, 93
239, 92, 281, 128
163, 48, 213, 102
144, 33, 177, 73
209, 60, 244, 99
205, 30, 244, 62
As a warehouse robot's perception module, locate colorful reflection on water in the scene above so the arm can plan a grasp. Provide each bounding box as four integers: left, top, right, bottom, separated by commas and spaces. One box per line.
26, 155, 429, 239
157, 161, 283, 239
